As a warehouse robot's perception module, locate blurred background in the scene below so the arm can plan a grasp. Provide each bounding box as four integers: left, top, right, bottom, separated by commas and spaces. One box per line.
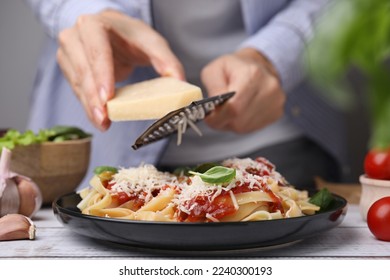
0, 0, 45, 131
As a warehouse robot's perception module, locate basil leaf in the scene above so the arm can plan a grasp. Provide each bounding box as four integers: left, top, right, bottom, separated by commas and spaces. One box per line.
189, 166, 236, 184
192, 162, 219, 173
309, 188, 335, 211
93, 166, 118, 175
174, 162, 220, 177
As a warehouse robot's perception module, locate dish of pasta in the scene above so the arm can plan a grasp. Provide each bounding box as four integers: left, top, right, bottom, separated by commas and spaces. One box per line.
53, 157, 347, 250
76, 157, 322, 223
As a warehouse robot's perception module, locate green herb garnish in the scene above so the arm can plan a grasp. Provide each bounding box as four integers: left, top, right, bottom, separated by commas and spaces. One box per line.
189, 166, 236, 184
309, 188, 335, 211
93, 166, 118, 175
192, 162, 219, 173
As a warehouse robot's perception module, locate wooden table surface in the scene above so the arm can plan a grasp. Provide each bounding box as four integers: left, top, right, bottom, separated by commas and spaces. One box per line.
1, 203, 389, 259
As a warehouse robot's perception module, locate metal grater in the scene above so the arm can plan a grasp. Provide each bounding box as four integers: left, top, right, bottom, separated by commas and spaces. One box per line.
132, 91, 235, 150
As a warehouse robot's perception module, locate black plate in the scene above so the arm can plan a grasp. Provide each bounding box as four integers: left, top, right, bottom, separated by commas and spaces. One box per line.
53, 192, 347, 251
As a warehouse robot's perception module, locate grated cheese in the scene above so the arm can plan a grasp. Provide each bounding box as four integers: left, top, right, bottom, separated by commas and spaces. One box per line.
229, 190, 239, 210
110, 164, 179, 203
107, 157, 284, 218
206, 213, 219, 222
175, 109, 203, 146
174, 175, 222, 213
223, 157, 284, 185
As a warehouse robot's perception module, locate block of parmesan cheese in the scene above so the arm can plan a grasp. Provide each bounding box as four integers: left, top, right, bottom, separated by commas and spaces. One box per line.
107, 77, 202, 121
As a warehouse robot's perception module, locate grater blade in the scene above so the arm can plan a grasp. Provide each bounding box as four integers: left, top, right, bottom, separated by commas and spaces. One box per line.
132, 91, 235, 150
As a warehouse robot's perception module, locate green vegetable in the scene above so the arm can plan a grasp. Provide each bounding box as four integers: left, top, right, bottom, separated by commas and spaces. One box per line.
48, 125, 91, 141
0, 140, 14, 150
309, 188, 335, 211
192, 162, 219, 173
307, 0, 390, 149
189, 166, 236, 184
93, 166, 118, 175
0, 125, 91, 152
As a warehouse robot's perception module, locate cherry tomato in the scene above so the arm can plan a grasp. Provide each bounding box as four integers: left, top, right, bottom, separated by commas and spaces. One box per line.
364, 148, 390, 180
367, 196, 390, 241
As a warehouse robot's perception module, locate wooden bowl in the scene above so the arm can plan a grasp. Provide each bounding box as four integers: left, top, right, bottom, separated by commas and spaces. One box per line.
10, 138, 91, 204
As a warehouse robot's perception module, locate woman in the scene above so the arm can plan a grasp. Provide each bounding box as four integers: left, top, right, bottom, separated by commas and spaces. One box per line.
24, 0, 342, 190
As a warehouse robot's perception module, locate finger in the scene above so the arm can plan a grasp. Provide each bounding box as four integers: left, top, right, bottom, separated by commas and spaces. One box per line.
76, 15, 115, 104
201, 58, 229, 97
58, 48, 101, 126
201, 59, 231, 129
58, 29, 109, 130
113, 60, 134, 82
202, 55, 257, 126
138, 36, 185, 80
203, 57, 251, 129
227, 75, 285, 133
114, 18, 185, 80
245, 76, 285, 129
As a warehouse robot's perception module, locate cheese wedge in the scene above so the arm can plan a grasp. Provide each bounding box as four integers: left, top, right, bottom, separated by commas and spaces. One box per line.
107, 77, 202, 121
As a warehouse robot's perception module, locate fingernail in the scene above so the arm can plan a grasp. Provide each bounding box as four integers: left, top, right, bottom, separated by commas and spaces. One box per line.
93, 107, 105, 125
99, 86, 108, 104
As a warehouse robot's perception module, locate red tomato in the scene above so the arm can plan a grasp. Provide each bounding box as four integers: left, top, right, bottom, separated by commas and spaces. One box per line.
367, 196, 390, 241
364, 148, 390, 180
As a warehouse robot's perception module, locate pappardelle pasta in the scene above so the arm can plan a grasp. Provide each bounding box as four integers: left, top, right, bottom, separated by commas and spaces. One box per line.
77, 157, 320, 222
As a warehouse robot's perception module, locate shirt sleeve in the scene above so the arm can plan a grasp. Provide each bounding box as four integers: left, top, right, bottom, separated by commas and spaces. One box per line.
23, 0, 141, 38
240, 0, 330, 92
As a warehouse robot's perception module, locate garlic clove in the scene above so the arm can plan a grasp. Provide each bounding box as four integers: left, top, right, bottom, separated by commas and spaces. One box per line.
0, 213, 35, 241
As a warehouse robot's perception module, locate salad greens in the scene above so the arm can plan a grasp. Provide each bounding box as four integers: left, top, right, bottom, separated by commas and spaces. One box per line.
0, 125, 91, 151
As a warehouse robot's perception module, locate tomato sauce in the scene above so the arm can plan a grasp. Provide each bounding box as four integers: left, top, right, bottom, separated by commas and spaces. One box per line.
178, 193, 236, 222
104, 178, 174, 209
177, 179, 284, 222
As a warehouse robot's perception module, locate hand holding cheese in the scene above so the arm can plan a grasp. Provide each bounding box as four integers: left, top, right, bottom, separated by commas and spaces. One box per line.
56, 10, 184, 131
107, 77, 202, 121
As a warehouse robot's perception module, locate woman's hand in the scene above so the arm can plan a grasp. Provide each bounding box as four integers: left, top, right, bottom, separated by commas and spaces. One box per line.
57, 10, 184, 131
201, 48, 285, 133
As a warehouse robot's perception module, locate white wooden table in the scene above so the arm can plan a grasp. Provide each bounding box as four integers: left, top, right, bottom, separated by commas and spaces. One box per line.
0, 204, 389, 258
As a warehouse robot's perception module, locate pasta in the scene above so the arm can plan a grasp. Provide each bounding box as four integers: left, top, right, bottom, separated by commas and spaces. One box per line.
77, 157, 320, 222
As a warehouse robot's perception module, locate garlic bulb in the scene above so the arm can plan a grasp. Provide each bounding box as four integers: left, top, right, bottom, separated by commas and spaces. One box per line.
0, 148, 43, 218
